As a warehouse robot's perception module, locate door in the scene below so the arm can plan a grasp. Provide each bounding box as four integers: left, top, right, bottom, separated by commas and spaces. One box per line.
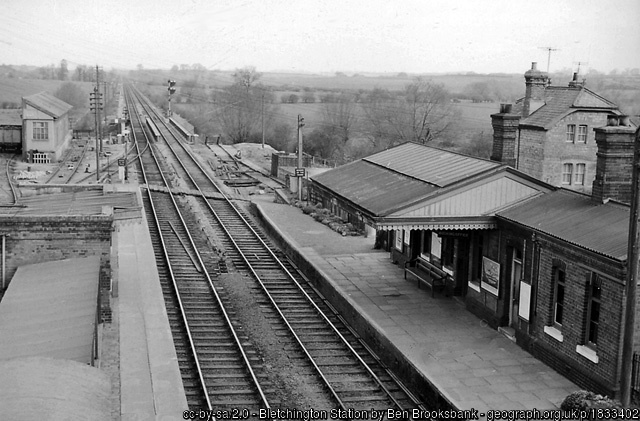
509, 248, 523, 328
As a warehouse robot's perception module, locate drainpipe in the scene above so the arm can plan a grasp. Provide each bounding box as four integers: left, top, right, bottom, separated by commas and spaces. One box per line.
2, 234, 6, 290
516, 127, 522, 170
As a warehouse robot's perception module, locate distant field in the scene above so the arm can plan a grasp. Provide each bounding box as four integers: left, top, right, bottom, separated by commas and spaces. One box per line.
275, 101, 495, 139
0, 78, 66, 105
0, 77, 95, 107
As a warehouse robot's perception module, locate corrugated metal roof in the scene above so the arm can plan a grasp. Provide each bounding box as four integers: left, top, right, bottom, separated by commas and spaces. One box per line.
364, 142, 501, 187
0, 190, 138, 216
0, 256, 101, 364
497, 189, 629, 261
312, 159, 437, 216
23, 91, 72, 119
0, 109, 21, 126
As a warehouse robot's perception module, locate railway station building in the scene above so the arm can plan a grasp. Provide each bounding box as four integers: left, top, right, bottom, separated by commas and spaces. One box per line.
308, 118, 640, 397
21, 91, 73, 164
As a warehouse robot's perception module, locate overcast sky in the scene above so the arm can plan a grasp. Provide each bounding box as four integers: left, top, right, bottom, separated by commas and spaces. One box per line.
1, 0, 639, 75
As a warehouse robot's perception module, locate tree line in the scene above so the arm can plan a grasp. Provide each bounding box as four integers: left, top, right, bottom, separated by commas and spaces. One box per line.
162, 66, 461, 164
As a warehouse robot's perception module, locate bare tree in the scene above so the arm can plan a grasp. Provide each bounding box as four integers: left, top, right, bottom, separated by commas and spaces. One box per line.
233, 66, 262, 92
361, 78, 457, 151
212, 67, 277, 144
322, 92, 356, 145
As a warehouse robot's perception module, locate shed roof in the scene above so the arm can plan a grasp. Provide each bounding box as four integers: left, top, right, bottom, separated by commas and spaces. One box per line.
0, 190, 138, 216
0, 109, 22, 126
0, 357, 112, 421
23, 91, 72, 119
0, 256, 101, 364
497, 189, 629, 261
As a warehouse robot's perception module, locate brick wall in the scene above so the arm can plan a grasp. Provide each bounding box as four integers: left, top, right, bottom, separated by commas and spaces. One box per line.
592, 124, 636, 205
0, 215, 114, 322
542, 112, 608, 192
516, 129, 545, 179
490, 112, 520, 167
496, 219, 625, 395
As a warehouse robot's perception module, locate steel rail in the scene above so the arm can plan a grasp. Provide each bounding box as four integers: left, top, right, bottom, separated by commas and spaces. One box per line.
125, 86, 213, 410
131, 85, 412, 412
128, 84, 272, 410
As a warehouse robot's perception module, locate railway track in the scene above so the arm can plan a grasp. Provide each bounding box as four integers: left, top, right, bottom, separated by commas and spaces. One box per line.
126, 84, 427, 416
126, 87, 272, 412
43, 138, 88, 184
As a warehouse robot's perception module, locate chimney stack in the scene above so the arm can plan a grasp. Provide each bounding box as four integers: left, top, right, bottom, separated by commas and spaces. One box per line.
491, 103, 520, 168
568, 72, 585, 88
523, 62, 549, 117
592, 115, 636, 204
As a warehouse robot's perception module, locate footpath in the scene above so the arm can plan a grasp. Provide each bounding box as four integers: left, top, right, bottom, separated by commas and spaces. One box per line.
252, 196, 579, 416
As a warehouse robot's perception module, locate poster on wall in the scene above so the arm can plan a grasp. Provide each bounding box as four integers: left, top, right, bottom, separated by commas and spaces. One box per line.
431, 233, 442, 259
481, 256, 500, 296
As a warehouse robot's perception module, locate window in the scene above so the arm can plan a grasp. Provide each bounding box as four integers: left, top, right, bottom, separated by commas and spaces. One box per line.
552, 267, 566, 327
577, 125, 588, 143
562, 163, 573, 185
566, 124, 576, 142
574, 163, 586, 185
33, 121, 48, 140
586, 273, 601, 347
420, 231, 432, 261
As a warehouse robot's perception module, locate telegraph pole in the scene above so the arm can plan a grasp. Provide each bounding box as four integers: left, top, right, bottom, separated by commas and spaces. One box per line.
297, 114, 305, 201
96, 66, 102, 153
89, 73, 103, 182
261, 91, 265, 149
621, 127, 640, 406
102, 81, 108, 127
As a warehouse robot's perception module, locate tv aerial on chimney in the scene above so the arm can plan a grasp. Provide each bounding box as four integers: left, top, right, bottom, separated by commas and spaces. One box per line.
539, 46, 559, 73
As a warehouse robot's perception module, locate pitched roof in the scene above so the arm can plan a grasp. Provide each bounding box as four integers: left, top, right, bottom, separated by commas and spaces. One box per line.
310, 142, 552, 223
497, 189, 629, 261
311, 158, 438, 216
363, 142, 501, 187
23, 91, 72, 119
518, 86, 618, 130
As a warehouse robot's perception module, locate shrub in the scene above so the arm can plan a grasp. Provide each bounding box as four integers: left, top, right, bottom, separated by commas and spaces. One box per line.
560, 390, 622, 411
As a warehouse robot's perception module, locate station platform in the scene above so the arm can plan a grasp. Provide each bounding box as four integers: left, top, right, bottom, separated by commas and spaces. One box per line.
111, 181, 187, 420
252, 197, 580, 415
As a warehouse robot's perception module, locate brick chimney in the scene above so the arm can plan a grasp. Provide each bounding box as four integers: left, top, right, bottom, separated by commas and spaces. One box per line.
592, 115, 636, 204
568, 72, 585, 88
523, 62, 549, 117
490, 103, 520, 168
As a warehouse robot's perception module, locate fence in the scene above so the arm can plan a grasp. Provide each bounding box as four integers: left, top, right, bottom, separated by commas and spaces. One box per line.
633, 352, 640, 400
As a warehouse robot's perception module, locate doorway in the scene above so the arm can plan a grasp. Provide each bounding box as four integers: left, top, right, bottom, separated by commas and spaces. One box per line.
509, 247, 523, 328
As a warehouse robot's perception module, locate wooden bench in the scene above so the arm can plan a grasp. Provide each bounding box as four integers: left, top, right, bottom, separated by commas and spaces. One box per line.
404, 258, 448, 297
